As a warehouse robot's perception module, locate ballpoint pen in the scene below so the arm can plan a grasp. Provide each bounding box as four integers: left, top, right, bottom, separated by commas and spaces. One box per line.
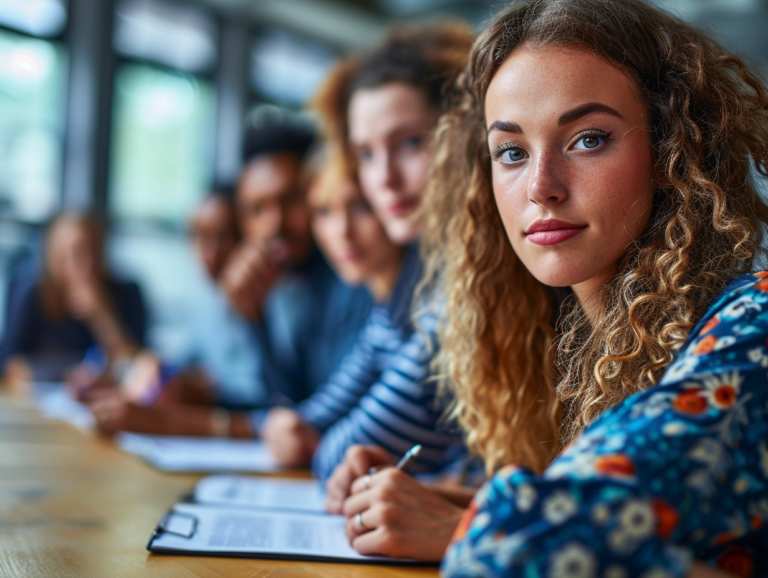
367, 444, 422, 476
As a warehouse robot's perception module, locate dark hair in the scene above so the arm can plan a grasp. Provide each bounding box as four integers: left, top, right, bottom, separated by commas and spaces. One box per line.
350, 23, 475, 112
242, 117, 316, 164
208, 181, 236, 202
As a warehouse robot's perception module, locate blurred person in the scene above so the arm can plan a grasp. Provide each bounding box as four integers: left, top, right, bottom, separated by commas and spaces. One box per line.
260, 143, 412, 466
0, 213, 146, 385
88, 120, 373, 436
305, 26, 478, 491
129, 189, 266, 408
260, 52, 477, 477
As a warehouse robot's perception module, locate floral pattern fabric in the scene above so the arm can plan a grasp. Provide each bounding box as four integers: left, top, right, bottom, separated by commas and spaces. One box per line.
442, 272, 768, 578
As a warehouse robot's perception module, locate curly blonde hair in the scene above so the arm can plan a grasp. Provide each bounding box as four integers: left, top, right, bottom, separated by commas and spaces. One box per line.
422, 0, 768, 474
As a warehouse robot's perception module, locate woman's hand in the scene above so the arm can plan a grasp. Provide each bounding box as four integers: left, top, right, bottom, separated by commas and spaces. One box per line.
261, 408, 319, 467
342, 468, 465, 561
325, 445, 394, 514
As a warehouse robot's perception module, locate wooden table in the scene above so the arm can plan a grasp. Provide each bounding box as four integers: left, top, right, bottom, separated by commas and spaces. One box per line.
0, 396, 439, 578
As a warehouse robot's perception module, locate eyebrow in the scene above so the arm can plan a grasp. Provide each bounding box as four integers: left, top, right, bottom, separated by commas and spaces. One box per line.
487, 102, 624, 135
558, 102, 624, 125
488, 120, 523, 134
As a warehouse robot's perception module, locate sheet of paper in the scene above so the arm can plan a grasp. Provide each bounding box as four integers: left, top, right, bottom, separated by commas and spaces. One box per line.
117, 433, 281, 473
194, 475, 325, 512
149, 503, 414, 564
31, 382, 95, 431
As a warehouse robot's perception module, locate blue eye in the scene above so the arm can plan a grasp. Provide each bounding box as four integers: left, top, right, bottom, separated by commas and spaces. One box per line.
573, 133, 610, 151
357, 148, 373, 162
401, 136, 423, 150
499, 148, 527, 164
351, 200, 371, 214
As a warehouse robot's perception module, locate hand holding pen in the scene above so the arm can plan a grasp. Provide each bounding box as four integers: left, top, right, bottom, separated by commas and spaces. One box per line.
341, 443, 466, 561
361, 444, 422, 491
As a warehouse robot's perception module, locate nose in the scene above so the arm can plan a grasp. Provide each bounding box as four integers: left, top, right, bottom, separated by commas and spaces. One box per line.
340, 211, 353, 241
261, 204, 286, 239
371, 150, 401, 194
527, 151, 568, 206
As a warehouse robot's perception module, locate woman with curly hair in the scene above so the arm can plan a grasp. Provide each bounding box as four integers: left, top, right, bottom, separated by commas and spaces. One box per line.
341, 0, 768, 573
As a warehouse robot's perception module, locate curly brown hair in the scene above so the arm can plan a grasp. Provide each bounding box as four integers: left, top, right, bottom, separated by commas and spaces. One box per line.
422, 0, 768, 473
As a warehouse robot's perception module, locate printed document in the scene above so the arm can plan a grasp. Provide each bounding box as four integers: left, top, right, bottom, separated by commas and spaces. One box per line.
194, 475, 325, 512
148, 503, 415, 564
118, 433, 281, 472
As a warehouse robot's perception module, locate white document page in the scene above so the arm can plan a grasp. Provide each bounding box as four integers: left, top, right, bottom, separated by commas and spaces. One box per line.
194, 475, 326, 512
31, 382, 95, 431
117, 433, 281, 473
149, 503, 415, 564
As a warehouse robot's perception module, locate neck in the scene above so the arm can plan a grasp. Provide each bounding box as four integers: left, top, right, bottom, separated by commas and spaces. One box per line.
366, 249, 406, 303
571, 269, 614, 325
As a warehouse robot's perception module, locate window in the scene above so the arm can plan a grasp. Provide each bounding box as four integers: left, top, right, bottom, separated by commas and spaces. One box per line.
250, 29, 336, 107
109, 0, 217, 228
0, 28, 67, 222
109, 63, 215, 227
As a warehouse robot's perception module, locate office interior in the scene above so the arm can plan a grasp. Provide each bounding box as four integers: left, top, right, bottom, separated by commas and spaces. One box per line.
1, 0, 767, 358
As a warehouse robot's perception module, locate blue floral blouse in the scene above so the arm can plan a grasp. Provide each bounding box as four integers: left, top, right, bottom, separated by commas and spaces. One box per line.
442, 272, 768, 578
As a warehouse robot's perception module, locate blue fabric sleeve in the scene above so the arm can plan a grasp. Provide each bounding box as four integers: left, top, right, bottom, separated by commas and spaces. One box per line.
296, 311, 387, 433
443, 276, 768, 577
115, 281, 147, 347
312, 318, 462, 481
0, 283, 39, 363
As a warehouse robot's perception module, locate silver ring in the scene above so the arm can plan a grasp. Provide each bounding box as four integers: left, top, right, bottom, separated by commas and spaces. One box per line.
355, 512, 368, 530
363, 474, 372, 491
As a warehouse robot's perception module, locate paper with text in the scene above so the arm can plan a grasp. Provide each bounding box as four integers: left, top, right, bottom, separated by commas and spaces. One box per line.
118, 433, 281, 473
194, 475, 325, 512
148, 503, 415, 564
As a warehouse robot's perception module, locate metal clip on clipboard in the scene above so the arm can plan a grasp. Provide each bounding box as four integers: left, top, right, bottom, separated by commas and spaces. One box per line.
148, 509, 199, 548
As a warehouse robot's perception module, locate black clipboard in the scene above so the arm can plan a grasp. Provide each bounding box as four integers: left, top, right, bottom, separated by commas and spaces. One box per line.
146, 505, 437, 566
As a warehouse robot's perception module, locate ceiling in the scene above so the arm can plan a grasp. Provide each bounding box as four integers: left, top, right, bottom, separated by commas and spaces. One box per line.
192, 0, 768, 67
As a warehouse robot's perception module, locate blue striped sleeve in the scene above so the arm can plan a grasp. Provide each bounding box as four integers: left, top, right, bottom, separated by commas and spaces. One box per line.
296, 308, 400, 432
311, 320, 463, 481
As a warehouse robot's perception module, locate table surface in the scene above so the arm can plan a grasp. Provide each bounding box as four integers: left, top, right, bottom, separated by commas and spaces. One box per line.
0, 395, 439, 578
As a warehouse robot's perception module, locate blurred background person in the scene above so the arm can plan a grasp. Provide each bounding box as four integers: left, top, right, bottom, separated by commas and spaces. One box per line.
87, 119, 373, 436
0, 213, 146, 385
261, 138, 410, 466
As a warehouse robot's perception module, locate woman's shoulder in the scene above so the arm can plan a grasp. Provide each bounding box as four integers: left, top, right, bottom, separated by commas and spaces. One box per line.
675, 271, 768, 363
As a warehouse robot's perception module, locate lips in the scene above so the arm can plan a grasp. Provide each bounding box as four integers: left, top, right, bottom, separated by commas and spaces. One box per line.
525, 219, 587, 246
388, 198, 420, 218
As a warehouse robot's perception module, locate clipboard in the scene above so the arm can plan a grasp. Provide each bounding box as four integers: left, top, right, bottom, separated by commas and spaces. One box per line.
147, 503, 435, 566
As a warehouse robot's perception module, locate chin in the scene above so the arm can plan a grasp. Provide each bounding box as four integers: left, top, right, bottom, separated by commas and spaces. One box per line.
384, 218, 420, 246
516, 255, 586, 289
337, 269, 366, 287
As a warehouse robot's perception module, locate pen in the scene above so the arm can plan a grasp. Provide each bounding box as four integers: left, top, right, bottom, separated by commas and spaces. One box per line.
368, 444, 422, 475
394, 444, 422, 471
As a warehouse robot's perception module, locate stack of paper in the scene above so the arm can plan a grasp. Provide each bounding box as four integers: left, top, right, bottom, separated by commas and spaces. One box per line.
148, 475, 421, 565
117, 433, 282, 473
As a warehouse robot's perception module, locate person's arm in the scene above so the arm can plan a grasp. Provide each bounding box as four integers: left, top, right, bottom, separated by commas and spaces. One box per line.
0, 284, 40, 364
67, 280, 137, 361
118, 281, 147, 347
442, 284, 768, 577
311, 320, 461, 481
294, 312, 386, 432
88, 390, 254, 438
260, 313, 388, 465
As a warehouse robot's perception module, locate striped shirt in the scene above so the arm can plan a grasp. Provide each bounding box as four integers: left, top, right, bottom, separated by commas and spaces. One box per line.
299, 245, 464, 481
